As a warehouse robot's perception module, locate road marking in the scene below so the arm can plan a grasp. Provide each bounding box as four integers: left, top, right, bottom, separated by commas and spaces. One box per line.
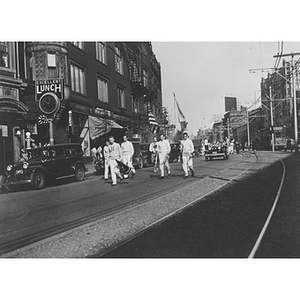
248, 155, 286, 258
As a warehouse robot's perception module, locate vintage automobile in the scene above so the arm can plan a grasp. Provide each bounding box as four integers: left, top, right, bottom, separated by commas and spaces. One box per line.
204, 144, 229, 161
0, 143, 87, 192
132, 142, 151, 169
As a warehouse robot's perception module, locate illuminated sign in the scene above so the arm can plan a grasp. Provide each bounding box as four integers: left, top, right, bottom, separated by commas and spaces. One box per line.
35, 79, 64, 101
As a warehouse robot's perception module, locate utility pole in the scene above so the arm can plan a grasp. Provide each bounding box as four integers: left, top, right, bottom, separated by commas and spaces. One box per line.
269, 86, 275, 152
246, 110, 250, 146
273, 52, 300, 154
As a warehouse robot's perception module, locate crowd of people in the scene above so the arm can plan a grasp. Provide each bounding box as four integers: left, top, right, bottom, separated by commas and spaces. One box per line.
93, 132, 196, 186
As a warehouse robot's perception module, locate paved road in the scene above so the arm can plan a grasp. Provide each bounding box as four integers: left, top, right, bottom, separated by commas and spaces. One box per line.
0, 153, 250, 255
101, 151, 299, 258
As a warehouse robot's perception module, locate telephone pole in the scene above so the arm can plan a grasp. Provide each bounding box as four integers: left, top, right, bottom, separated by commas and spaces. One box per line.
273, 52, 300, 154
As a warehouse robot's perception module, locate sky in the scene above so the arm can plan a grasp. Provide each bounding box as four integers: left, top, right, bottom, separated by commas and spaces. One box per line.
152, 41, 300, 136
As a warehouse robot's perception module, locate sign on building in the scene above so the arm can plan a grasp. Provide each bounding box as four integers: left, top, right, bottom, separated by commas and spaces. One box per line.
35, 79, 64, 101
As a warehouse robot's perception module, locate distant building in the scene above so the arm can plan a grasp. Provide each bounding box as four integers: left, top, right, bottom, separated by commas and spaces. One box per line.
225, 96, 237, 112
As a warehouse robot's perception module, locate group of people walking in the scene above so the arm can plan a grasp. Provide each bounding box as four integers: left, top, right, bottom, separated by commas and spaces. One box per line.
94, 131, 195, 186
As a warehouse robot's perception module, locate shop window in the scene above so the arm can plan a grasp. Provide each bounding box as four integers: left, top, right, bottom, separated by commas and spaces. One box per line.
117, 86, 125, 108
96, 42, 107, 64
97, 77, 108, 103
70, 63, 86, 94
115, 46, 123, 75
25, 123, 38, 135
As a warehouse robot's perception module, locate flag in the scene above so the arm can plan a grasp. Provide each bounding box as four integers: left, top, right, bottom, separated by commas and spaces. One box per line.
148, 110, 159, 133
148, 110, 158, 126
173, 93, 188, 131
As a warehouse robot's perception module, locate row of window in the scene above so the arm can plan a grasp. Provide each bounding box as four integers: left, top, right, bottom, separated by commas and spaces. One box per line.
70, 61, 125, 108
71, 42, 124, 75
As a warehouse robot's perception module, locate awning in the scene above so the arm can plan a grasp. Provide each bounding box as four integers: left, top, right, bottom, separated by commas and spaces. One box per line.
89, 116, 123, 140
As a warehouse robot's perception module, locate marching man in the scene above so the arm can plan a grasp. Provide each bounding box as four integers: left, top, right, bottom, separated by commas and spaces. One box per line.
108, 136, 123, 186
157, 134, 171, 179
180, 131, 195, 179
149, 136, 159, 172
121, 135, 135, 177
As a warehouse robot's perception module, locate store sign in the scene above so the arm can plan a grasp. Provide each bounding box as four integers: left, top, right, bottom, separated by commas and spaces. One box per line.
35, 79, 64, 101
93, 107, 113, 118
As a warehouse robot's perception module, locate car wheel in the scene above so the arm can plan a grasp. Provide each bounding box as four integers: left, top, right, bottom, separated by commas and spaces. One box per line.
0, 175, 12, 193
205, 156, 208, 161
137, 156, 144, 169
143, 158, 148, 168
30, 171, 46, 190
75, 165, 85, 181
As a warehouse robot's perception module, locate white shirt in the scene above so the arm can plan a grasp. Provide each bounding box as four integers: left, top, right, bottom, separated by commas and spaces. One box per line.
121, 140, 134, 156
157, 139, 171, 154
181, 138, 194, 155
108, 142, 122, 160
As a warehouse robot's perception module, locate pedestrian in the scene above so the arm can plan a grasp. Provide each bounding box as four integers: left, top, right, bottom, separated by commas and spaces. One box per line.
149, 136, 159, 172
204, 137, 209, 150
121, 135, 135, 177
180, 131, 195, 179
235, 140, 240, 154
103, 140, 110, 181
157, 134, 171, 179
107, 136, 123, 186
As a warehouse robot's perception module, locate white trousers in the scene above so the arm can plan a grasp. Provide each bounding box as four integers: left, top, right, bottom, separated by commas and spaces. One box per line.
108, 159, 122, 184
182, 154, 193, 176
122, 154, 135, 174
158, 153, 170, 177
104, 159, 109, 179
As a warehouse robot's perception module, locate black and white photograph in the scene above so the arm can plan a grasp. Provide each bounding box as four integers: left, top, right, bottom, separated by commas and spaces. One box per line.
1, 1, 300, 299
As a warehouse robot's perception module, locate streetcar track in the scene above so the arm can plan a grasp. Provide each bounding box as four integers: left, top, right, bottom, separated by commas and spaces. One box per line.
0, 177, 203, 255
92, 153, 259, 257
248, 154, 286, 258
0, 154, 258, 256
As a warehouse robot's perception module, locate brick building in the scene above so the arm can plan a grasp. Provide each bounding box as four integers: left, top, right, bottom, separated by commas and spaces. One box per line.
0, 42, 163, 174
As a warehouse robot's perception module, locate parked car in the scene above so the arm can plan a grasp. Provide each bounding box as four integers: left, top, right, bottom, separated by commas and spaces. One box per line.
0, 143, 87, 192
132, 142, 150, 169
169, 142, 181, 162
204, 144, 229, 161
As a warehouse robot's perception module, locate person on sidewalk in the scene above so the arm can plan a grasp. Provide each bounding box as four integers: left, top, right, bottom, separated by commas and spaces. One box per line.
103, 140, 110, 181
149, 136, 159, 173
108, 136, 123, 186
157, 134, 171, 179
121, 135, 135, 177
180, 131, 195, 179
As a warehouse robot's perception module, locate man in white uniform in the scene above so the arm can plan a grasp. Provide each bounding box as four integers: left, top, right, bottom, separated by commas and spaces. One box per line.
157, 134, 171, 179
103, 140, 110, 180
108, 136, 123, 186
180, 131, 195, 178
149, 136, 158, 172
121, 135, 135, 177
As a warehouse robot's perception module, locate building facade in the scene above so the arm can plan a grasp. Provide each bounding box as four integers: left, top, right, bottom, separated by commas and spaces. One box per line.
0, 42, 163, 175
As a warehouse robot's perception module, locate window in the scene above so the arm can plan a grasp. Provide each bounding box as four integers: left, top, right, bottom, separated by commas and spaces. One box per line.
96, 42, 107, 64
0, 42, 9, 68
115, 46, 123, 75
143, 69, 148, 87
25, 123, 38, 135
70, 42, 84, 50
131, 95, 137, 113
117, 86, 125, 108
70, 63, 85, 94
97, 77, 108, 103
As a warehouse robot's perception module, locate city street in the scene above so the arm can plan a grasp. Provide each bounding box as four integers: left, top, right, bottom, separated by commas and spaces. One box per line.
2, 150, 298, 258
100, 151, 300, 258
0, 152, 255, 257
